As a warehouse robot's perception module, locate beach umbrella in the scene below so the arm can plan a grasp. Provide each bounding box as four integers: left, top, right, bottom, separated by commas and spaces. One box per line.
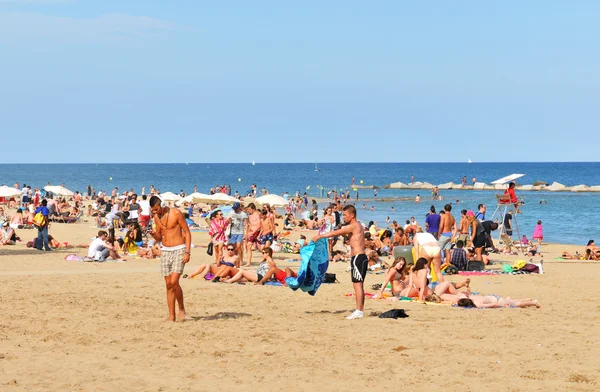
44, 185, 74, 196
0, 186, 21, 198
175, 192, 209, 206
207, 193, 238, 205
159, 192, 181, 202
256, 194, 289, 207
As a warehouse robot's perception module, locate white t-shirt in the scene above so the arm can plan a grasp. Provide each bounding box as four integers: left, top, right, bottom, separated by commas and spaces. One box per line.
88, 238, 108, 259
139, 200, 150, 216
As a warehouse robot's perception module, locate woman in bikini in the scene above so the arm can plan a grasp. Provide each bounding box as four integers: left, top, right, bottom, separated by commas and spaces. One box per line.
186, 244, 240, 280
223, 247, 296, 285
208, 210, 228, 264
413, 231, 444, 283
374, 257, 408, 298
401, 257, 432, 301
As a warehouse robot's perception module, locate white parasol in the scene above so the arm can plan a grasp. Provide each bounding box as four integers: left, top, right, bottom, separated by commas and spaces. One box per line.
44, 185, 74, 196
0, 186, 22, 198
256, 194, 289, 207
159, 192, 181, 202
207, 193, 238, 205
491, 174, 525, 185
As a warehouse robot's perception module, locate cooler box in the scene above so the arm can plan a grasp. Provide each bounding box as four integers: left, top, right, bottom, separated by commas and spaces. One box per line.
393, 246, 414, 265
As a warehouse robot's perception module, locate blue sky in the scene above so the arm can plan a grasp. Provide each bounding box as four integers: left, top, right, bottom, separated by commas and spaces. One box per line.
1, 1, 598, 163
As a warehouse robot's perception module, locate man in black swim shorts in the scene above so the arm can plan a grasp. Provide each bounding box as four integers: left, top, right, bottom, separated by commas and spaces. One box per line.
314, 205, 367, 320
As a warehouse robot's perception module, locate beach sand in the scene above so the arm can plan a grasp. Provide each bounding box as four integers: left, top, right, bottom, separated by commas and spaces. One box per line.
1, 217, 599, 391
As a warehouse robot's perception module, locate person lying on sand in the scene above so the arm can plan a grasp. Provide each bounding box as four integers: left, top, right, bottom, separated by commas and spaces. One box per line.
456, 296, 541, 309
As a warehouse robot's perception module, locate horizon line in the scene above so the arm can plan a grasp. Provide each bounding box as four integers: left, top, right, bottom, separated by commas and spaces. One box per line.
1, 161, 599, 165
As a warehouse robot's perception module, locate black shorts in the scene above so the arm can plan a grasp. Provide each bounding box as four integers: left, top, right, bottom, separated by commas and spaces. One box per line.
473, 233, 487, 248
350, 254, 368, 283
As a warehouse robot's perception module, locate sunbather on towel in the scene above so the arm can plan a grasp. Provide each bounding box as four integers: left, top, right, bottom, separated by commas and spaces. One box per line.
401, 257, 432, 301
223, 247, 296, 285
373, 257, 408, 298
456, 296, 541, 308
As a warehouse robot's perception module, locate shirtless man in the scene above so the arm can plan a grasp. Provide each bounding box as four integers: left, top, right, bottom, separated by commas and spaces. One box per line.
313, 205, 367, 320
457, 209, 470, 247
438, 204, 457, 266
257, 208, 274, 250
148, 195, 192, 322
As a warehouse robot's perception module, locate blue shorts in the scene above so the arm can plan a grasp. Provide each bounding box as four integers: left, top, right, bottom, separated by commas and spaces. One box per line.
259, 233, 273, 245
228, 234, 244, 244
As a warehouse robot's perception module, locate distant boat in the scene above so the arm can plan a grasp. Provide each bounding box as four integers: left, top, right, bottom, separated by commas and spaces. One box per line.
252, 160, 255, 166
468, 158, 472, 164
314, 162, 320, 172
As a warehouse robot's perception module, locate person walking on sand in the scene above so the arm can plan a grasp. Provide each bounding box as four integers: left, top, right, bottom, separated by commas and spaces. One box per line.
313, 205, 367, 320
148, 196, 192, 322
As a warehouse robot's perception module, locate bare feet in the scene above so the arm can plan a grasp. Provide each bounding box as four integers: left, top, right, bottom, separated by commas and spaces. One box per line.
242, 263, 251, 267
177, 310, 187, 322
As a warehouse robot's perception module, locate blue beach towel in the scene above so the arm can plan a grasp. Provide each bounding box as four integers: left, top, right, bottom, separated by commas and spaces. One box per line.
285, 239, 329, 296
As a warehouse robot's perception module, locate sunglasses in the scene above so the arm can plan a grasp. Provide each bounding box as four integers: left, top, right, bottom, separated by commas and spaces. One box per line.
227, 248, 234, 251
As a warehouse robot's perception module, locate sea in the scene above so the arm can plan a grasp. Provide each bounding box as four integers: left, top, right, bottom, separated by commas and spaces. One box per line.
1, 162, 599, 245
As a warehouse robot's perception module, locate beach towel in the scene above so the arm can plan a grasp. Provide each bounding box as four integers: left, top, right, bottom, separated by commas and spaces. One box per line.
286, 239, 329, 296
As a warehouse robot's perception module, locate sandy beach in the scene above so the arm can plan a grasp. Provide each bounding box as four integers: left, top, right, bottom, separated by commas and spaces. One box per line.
1, 217, 599, 392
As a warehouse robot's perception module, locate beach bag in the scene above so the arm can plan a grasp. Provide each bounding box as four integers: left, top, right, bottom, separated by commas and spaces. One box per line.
206, 242, 214, 256
521, 263, 539, 274
33, 212, 45, 228
225, 224, 231, 238
512, 259, 527, 270
379, 309, 409, 319
445, 265, 459, 275
323, 273, 338, 283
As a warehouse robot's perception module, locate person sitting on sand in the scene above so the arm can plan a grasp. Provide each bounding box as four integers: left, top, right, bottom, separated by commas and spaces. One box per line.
10, 209, 24, 229
456, 296, 541, 309
187, 245, 241, 281
400, 257, 432, 301
449, 240, 468, 271
88, 230, 125, 261
584, 249, 598, 260
374, 257, 408, 298
0, 221, 17, 245
393, 227, 409, 246
223, 247, 296, 285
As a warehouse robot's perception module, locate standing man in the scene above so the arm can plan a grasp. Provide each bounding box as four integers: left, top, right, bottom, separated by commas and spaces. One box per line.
148, 195, 192, 322
504, 210, 513, 237
438, 203, 457, 265
244, 203, 261, 266
425, 206, 441, 239
313, 205, 366, 320
34, 199, 51, 251
457, 209, 471, 247
138, 195, 151, 228
227, 202, 247, 267
475, 204, 486, 221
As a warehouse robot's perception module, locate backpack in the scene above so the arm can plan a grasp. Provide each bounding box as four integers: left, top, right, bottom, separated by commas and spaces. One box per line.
33, 212, 46, 228
323, 273, 338, 283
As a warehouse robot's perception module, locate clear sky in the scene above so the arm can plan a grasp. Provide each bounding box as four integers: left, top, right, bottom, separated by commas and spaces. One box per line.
1, 1, 598, 163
